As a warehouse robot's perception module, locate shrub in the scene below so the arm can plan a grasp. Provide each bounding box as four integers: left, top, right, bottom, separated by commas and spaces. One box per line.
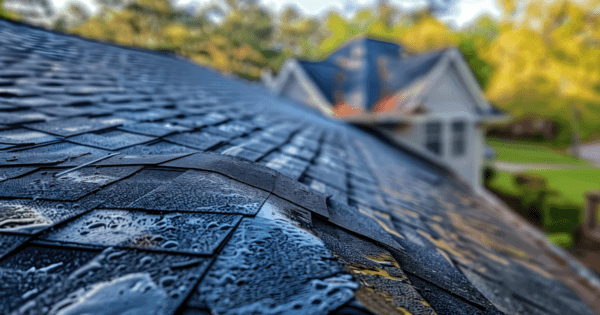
512, 173, 551, 224
547, 232, 575, 248
485, 170, 585, 248
544, 195, 582, 236
483, 165, 496, 186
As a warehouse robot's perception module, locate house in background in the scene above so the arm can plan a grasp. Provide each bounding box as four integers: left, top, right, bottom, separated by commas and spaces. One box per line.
266, 37, 506, 191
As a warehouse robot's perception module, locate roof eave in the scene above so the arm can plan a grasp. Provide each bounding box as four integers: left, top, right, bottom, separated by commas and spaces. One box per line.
271, 58, 334, 116
478, 113, 511, 125
336, 113, 417, 126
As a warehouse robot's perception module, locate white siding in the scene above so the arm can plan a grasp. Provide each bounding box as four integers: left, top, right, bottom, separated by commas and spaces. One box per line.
423, 63, 479, 116
380, 62, 486, 190
280, 75, 320, 110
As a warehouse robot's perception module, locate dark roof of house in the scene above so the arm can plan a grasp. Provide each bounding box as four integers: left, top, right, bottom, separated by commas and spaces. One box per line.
0, 19, 599, 315
297, 38, 445, 111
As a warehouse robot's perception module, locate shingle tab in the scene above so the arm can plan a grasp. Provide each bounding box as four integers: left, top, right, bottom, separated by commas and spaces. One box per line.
118, 122, 191, 137
0, 166, 141, 201
0, 199, 98, 234
0, 166, 37, 181
0, 233, 29, 260
84, 169, 183, 208
272, 174, 330, 218
25, 116, 131, 137
67, 130, 155, 150
327, 199, 403, 251
15, 248, 210, 315
41, 209, 241, 255
187, 217, 357, 315
0, 246, 99, 314
0, 128, 60, 145
128, 170, 270, 215
161, 153, 277, 192
0, 111, 53, 125
164, 131, 227, 151
4, 142, 110, 167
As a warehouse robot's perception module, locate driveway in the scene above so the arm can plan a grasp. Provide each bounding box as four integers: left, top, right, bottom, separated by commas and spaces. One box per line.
580, 142, 600, 166
493, 161, 582, 172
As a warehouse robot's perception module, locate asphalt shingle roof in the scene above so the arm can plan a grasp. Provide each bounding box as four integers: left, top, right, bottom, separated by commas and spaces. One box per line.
0, 19, 599, 315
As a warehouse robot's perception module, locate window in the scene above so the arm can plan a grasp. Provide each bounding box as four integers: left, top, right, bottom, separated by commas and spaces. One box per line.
452, 121, 466, 156
425, 122, 442, 155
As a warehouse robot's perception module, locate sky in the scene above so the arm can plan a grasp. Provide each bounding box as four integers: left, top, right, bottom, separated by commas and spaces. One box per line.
50, 0, 502, 28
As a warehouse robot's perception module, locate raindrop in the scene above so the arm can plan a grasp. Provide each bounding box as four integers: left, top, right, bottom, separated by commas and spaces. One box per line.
88, 223, 105, 229
159, 276, 177, 287
161, 241, 179, 249
139, 256, 154, 265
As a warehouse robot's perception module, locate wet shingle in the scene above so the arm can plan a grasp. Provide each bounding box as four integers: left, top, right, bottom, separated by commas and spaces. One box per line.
0, 233, 29, 260
392, 218, 496, 309
272, 174, 330, 218
187, 217, 357, 315
41, 209, 241, 255
406, 275, 487, 315
84, 169, 183, 208
203, 121, 254, 138
120, 141, 198, 155
168, 113, 228, 129
326, 199, 403, 251
118, 122, 191, 137
262, 152, 309, 180
25, 116, 131, 137
0, 111, 53, 125
0, 128, 60, 145
0, 199, 99, 234
128, 170, 270, 215
3, 142, 110, 167
15, 248, 210, 315
0, 246, 99, 314
221, 145, 265, 161
0, 166, 141, 201
164, 132, 227, 151
0, 166, 37, 181
67, 130, 155, 151
161, 153, 278, 192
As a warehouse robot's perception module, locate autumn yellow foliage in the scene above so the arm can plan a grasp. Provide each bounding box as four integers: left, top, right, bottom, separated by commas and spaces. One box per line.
7, 0, 596, 140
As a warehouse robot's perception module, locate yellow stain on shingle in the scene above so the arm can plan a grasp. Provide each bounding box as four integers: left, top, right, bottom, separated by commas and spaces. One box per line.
366, 252, 401, 268
359, 208, 404, 239
516, 258, 555, 280
402, 209, 420, 219
347, 265, 407, 281
396, 306, 414, 315
418, 229, 465, 261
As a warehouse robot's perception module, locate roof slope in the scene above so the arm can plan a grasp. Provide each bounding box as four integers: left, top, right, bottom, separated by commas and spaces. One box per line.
295, 38, 443, 111
0, 19, 599, 315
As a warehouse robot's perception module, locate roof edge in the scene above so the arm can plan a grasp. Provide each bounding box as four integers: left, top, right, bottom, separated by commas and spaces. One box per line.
271, 58, 334, 116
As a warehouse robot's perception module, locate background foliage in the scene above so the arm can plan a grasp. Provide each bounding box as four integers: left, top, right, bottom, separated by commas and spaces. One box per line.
3, 0, 600, 140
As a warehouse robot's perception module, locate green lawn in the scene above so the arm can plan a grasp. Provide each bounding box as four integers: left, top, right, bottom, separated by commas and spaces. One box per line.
489, 168, 600, 208
486, 138, 600, 248
487, 138, 589, 165
487, 138, 598, 207
487, 168, 600, 248
487, 170, 520, 195
534, 168, 600, 207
